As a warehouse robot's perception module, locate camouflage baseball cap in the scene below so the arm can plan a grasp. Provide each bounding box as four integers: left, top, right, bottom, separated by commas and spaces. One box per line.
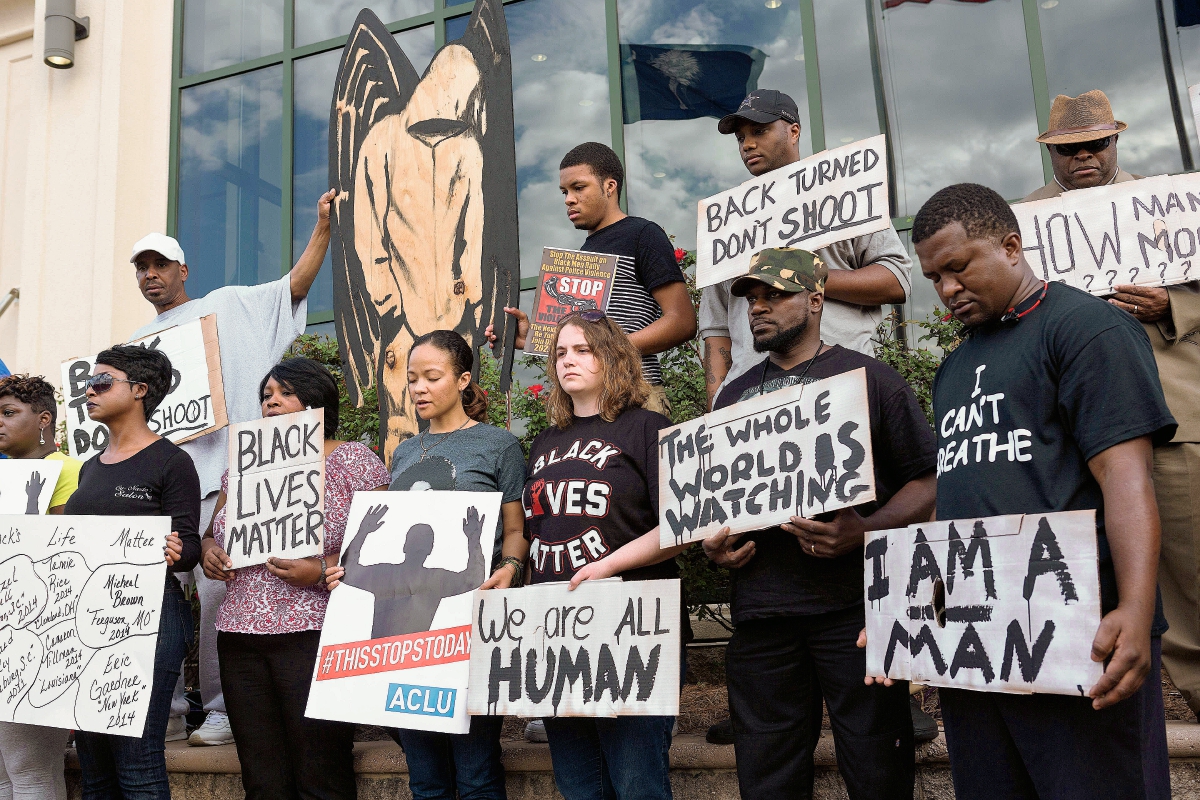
730, 248, 827, 296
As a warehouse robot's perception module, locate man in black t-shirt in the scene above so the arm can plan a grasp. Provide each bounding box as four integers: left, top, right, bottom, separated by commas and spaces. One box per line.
704, 247, 936, 800
909, 183, 1176, 799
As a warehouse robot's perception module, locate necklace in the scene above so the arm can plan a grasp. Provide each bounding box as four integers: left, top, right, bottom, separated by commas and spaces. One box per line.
417, 417, 471, 461
757, 340, 825, 398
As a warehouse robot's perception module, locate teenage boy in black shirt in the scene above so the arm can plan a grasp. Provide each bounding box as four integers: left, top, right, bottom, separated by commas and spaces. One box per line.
908, 183, 1175, 799
703, 247, 935, 800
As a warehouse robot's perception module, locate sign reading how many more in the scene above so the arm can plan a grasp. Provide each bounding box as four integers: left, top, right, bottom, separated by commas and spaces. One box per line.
0, 461, 63, 515
225, 409, 325, 570
864, 510, 1103, 696
1011, 172, 1200, 295
467, 579, 681, 718
60, 316, 227, 459
695, 135, 890, 288
525, 247, 619, 357
658, 368, 875, 548
0, 514, 169, 736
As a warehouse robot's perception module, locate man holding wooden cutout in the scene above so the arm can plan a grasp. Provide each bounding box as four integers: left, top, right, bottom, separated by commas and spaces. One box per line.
702, 247, 936, 799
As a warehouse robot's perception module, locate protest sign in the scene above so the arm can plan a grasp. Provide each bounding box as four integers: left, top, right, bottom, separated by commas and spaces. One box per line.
306, 491, 501, 734
695, 135, 890, 288
0, 514, 169, 735
525, 248, 620, 357
0, 460, 63, 514
864, 510, 1103, 696
1011, 172, 1200, 295
225, 409, 325, 569
658, 367, 875, 548
467, 578, 680, 718
61, 316, 227, 459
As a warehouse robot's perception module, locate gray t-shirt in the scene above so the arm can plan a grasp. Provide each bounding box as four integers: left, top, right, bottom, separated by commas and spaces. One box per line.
389, 422, 527, 566
698, 228, 912, 394
132, 273, 307, 497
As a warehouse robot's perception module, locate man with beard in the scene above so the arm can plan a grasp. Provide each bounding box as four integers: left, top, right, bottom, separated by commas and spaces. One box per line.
702, 247, 936, 799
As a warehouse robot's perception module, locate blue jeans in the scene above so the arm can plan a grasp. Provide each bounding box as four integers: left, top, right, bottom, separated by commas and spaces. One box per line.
395, 715, 506, 800
542, 716, 674, 800
76, 585, 194, 800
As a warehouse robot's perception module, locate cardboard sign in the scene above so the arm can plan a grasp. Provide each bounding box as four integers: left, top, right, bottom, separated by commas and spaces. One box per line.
467, 578, 681, 718
60, 316, 227, 459
0, 461, 63, 514
525, 248, 620, 357
695, 135, 890, 289
864, 510, 1103, 696
1011, 173, 1200, 295
0, 514, 169, 735
225, 409, 325, 569
658, 368, 875, 548
306, 491, 502, 734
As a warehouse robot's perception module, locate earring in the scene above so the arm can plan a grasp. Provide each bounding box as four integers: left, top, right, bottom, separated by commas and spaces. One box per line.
39, 428, 45, 446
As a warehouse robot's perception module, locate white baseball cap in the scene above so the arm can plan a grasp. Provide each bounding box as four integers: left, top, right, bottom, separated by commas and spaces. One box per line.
130, 233, 186, 265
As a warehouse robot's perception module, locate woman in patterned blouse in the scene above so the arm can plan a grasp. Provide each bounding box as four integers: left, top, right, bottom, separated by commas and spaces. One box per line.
200, 357, 390, 800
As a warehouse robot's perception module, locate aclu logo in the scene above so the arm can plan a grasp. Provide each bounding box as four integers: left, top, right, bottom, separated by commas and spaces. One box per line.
385, 684, 456, 718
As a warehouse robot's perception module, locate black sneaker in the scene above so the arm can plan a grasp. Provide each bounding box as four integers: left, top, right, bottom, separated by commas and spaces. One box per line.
911, 696, 939, 744
705, 717, 735, 745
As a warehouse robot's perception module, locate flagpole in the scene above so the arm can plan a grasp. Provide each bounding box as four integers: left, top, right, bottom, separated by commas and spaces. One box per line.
1156, 0, 1195, 170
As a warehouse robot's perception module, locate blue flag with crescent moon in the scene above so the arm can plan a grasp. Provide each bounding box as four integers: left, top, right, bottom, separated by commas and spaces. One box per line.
620, 44, 767, 124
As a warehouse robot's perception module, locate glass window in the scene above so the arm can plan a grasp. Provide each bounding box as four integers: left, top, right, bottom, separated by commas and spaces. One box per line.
618, 0, 811, 251
812, 0, 881, 148
183, 0, 284, 76
877, 0, 1044, 213
1040, 0, 1189, 177
177, 66, 284, 300
294, 1, 434, 47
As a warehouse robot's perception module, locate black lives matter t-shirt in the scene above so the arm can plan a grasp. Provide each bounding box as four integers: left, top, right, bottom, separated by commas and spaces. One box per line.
581, 216, 686, 385
714, 345, 936, 621
523, 408, 676, 584
933, 282, 1175, 623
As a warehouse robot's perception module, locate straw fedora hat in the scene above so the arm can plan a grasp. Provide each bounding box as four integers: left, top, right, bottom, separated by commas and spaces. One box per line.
1036, 90, 1127, 145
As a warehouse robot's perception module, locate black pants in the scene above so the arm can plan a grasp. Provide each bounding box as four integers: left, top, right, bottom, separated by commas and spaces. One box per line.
940, 636, 1170, 800
726, 607, 914, 800
218, 630, 357, 800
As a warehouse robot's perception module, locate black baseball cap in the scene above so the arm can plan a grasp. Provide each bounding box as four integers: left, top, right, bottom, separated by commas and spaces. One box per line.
718, 90, 801, 135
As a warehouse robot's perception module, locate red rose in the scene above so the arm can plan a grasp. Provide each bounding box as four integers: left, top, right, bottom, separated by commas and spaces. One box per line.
674, 248, 686, 263
527, 384, 544, 397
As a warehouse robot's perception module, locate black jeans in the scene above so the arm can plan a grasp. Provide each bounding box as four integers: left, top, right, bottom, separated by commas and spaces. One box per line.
726, 606, 914, 800
217, 630, 357, 800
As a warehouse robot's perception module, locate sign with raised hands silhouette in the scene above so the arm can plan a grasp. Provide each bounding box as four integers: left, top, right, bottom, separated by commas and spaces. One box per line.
0, 460, 63, 515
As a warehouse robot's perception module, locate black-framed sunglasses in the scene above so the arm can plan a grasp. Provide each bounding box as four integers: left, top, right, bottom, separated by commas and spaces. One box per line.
1052, 136, 1113, 157
85, 373, 143, 394
569, 310, 607, 323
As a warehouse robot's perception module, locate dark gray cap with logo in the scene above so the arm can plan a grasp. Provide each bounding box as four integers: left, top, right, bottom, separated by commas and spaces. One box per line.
718, 90, 802, 135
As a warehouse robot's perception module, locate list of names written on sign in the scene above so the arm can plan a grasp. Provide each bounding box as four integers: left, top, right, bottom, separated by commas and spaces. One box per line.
0, 514, 167, 735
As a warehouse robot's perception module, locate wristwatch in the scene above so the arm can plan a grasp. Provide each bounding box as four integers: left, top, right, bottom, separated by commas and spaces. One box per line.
317, 556, 328, 588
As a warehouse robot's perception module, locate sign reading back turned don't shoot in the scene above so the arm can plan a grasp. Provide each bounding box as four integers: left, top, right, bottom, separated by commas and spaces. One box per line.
225, 409, 325, 569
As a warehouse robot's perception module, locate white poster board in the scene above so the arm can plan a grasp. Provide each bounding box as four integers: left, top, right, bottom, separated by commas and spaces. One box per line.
864, 510, 1102, 696
659, 368, 875, 548
0, 461, 63, 514
0, 514, 169, 735
60, 315, 228, 459
695, 135, 890, 288
1011, 173, 1200, 295
467, 578, 681, 718
306, 491, 501, 734
225, 409, 325, 569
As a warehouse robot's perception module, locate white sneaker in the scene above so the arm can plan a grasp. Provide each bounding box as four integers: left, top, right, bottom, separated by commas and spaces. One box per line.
165, 715, 187, 742
524, 719, 547, 743
187, 711, 234, 746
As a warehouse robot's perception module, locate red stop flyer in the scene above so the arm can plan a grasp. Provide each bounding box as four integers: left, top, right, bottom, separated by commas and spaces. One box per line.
525, 247, 620, 357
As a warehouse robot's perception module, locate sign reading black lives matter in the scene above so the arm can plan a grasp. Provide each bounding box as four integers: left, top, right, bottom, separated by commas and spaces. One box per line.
1012, 172, 1200, 295
0, 514, 169, 735
695, 135, 890, 289
864, 510, 1103, 695
467, 579, 680, 717
61, 316, 227, 459
658, 368, 875, 548
225, 408, 325, 569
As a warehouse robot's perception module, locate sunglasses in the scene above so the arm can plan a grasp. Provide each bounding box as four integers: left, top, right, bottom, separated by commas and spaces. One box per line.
1052, 136, 1113, 157
85, 374, 143, 394
562, 310, 607, 323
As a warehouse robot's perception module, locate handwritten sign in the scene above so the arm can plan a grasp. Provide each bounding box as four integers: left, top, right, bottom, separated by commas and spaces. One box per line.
0, 461, 63, 514
225, 409, 325, 569
525, 248, 620, 357
467, 578, 680, 718
306, 491, 501, 734
695, 135, 890, 289
1012, 173, 1200, 295
658, 368, 875, 547
60, 316, 227, 459
864, 510, 1102, 695
0, 514, 168, 735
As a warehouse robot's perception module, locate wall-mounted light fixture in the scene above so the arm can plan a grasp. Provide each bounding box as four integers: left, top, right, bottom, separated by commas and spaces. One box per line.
44, 0, 90, 69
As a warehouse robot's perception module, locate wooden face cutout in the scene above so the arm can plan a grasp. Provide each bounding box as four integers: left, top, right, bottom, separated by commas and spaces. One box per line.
330, 0, 520, 463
